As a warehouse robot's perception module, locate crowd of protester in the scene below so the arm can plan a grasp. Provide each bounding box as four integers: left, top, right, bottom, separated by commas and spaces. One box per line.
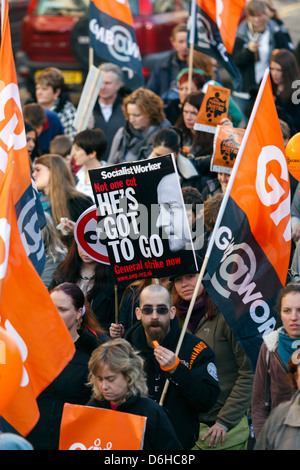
1, 0, 300, 451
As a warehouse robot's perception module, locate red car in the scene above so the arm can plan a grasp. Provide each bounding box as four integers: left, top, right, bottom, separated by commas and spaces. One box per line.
5, 0, 30, 53
17, 0, 189, 96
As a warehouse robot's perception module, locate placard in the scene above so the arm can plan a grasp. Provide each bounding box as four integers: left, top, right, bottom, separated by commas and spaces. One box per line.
211, 126, 245, 174
74, 205, 110, 264
59, 403, 146, 450
89, 155, 198, 285
194, 84, 231, 133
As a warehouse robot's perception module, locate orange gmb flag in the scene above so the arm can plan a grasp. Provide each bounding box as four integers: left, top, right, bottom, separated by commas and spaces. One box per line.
199, 0, 246, 54
203, 70, 291, 371
0, 0, 75, 436
92, 0, 133, 26
59, 404, 147, 450
190, 1, 243, 90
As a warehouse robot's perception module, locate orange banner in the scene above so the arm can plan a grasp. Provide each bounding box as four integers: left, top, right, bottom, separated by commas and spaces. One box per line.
59, 404, 146, 450
194, 84, 230, 133
203, 71, 291, 370
198, 0, 246, 54
92, 0, 133, 26
0, 0, 46, 274
230, 74, 291, 285
0, 0, 75, 435
211, 126, 245, 174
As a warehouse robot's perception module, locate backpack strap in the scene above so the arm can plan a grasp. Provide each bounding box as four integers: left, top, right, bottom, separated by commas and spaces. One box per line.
264, 349, 271, 411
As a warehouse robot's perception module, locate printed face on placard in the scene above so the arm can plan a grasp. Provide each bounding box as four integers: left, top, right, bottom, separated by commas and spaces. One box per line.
88, 156, 198, 286
156, 173, 190, 252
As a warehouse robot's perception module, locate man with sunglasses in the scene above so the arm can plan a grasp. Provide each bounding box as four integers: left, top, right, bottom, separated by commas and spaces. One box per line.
124, 283, 219, 449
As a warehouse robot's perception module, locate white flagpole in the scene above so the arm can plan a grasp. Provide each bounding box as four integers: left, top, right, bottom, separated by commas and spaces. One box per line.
1, 0, 5, 34
187, 0, 196, 94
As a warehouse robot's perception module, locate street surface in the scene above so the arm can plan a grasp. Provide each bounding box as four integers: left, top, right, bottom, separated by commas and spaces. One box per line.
274, 0, 300, 46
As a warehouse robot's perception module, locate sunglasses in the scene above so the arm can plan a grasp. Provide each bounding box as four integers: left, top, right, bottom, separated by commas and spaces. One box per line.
140, 306, 170, 315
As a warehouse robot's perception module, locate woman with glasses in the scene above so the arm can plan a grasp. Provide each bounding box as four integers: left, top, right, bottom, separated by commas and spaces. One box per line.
175, 91, 232, 194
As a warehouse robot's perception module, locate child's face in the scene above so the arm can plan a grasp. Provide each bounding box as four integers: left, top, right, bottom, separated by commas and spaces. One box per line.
70, 143, 89, 167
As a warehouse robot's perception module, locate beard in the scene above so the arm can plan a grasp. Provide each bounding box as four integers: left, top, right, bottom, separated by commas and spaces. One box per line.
144, 320, 169, 344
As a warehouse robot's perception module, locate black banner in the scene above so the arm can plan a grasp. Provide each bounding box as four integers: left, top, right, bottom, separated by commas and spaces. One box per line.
203, 197, 281, 371
188, 4, 242, 91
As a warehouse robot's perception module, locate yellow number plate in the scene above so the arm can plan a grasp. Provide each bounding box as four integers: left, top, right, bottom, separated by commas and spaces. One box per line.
35, 70, 83, 85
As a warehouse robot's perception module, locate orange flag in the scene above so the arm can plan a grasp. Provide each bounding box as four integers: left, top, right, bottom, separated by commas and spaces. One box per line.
0, 0, 46, 276
200, 0, 246, 54
0, 0, 75, 436
203, 69, 291, 371
189, 0, 244, 90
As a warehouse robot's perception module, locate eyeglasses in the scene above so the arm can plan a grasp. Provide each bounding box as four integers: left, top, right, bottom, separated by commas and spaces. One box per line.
140, 306, 170, 315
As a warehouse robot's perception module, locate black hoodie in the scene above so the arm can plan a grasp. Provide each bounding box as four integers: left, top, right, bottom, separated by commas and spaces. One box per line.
124, 317, 220, 449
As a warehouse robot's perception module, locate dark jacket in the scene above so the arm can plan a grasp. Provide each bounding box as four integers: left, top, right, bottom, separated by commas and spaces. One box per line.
26, 329, 105, 450
93, 95, 125, 161
39, 109, 64, 154
49, 267, 123, 334
195, 311, 253, 431
67, 193, 93, 224
87, 395, 183, 450
124, 317, 220, 449
107, 118, 171, 164
251, 327, 295, 439
232, 19, 294, 94
254, 391, 300, 450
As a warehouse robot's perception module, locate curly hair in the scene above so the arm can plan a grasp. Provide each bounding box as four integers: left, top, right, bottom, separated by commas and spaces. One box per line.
123, 87, 166, 125
88, 338, 148, 402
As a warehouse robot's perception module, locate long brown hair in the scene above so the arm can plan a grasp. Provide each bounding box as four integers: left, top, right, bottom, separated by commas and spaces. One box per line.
34, 154, 90, 225
50, 282, 106, 336
171, 279, 218, 320
270, 49, 300, 104
175, 91, 214, 156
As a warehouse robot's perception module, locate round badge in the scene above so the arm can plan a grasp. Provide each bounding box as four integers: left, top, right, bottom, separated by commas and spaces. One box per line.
74, 205, 110, 264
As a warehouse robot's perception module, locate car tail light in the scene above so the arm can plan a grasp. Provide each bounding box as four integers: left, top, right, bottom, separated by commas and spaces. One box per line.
142, 67, 150, 81
27, 0, 38, 14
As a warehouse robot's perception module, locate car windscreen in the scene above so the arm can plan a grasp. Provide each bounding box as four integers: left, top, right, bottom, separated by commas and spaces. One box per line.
33, 0, 89, 16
